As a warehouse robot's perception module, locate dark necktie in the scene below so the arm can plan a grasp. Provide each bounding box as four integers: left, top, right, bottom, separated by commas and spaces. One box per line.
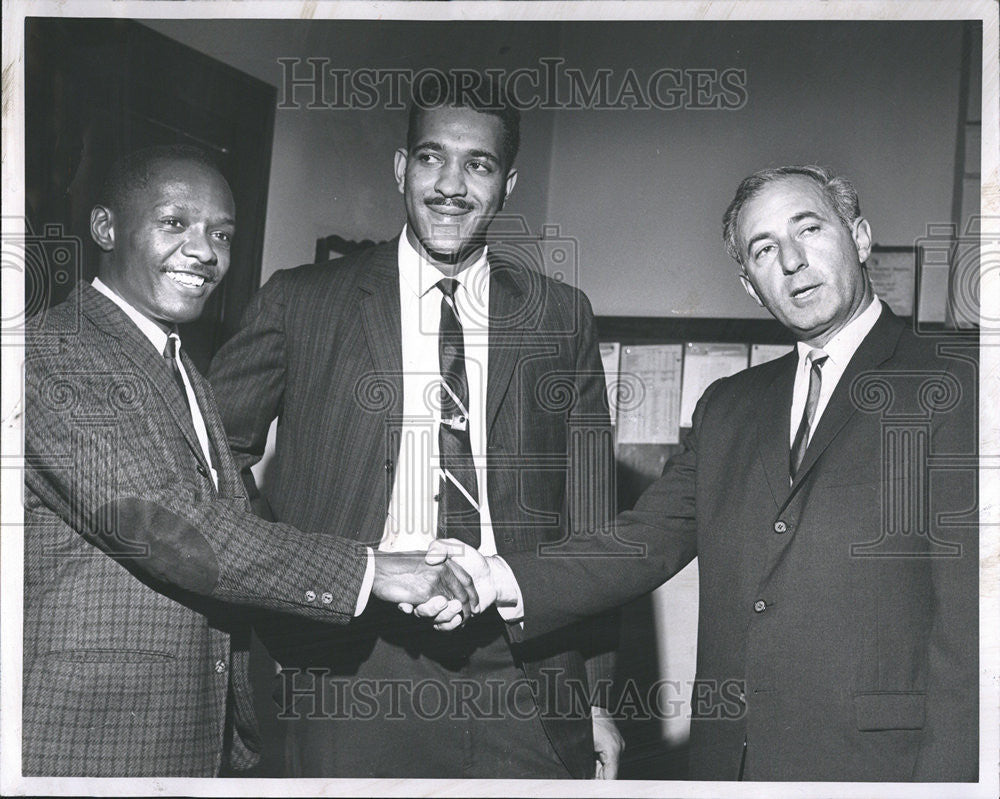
163, 333, 190, 411
790, 349, 828, 480
436, 278, 481, 548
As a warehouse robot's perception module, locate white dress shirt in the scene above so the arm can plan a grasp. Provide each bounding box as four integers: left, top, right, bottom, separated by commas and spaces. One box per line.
789, 295, 882, 449
379, 227, 500, 555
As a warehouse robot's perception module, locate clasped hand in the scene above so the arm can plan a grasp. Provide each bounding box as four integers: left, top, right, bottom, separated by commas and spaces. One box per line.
375, 540, 495, 631
371, 549, 477, 621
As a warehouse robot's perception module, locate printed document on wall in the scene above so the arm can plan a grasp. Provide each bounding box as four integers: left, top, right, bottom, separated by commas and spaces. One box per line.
750, 343, 794, 367
679, 343, 749, 428
617, 344, 683, 444
599, 341, 621, 426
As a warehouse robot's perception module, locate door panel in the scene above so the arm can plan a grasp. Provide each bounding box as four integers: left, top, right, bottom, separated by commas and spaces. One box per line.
25, 18, 275, 372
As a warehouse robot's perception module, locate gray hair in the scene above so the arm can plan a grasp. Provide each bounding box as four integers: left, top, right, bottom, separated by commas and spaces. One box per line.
722, 164, 861, 267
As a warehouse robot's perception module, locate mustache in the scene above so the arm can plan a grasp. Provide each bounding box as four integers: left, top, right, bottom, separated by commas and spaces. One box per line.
424, 197, 474, 211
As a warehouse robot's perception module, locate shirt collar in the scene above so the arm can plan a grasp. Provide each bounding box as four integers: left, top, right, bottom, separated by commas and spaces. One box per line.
796, 295, 883, 367
92, 276, 172, 356
397, 224, 490, 305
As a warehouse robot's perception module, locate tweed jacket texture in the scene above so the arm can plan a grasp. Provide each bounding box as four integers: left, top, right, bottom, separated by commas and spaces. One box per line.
23, 283, 367, 776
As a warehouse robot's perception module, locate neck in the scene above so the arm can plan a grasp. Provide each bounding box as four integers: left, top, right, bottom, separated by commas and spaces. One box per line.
97, 269, 172, 333
802, 286, 875, 349
405, 226, 484, 277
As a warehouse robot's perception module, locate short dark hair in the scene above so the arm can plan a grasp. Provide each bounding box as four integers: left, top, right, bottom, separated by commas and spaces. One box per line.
97, 144, 224, 213
406, 72, 520, 170
722, 164, 862, 267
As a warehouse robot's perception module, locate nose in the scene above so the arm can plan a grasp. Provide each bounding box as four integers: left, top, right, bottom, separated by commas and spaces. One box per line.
181, 226, 218, 265
779, 240, 806, 274
434, 160, 467, 197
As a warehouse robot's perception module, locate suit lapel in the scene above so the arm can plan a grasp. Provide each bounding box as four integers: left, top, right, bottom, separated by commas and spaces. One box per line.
790, 304, 905, 492
486, 258, 527, 435
78, 284, 210, 475
183, 350, 241, 497
357, 241, 404, 422
755, 352, 797, 507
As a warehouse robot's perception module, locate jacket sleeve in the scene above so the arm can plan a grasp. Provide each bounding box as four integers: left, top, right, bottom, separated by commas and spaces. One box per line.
506, 332, 709, 642
24, 325, 366, 624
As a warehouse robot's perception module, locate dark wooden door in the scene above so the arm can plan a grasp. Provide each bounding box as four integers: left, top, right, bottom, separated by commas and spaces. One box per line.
25, 18, 275, 372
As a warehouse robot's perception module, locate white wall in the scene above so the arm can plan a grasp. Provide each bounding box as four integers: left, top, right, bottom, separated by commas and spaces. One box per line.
543, 22, 964, 316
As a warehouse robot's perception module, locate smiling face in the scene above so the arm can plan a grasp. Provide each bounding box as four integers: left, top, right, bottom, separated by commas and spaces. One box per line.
91, 158, 235, 329
736, 174, 873, 347
395, 105, 517, 275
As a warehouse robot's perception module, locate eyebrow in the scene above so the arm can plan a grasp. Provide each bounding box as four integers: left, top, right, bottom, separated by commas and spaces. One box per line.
744, 210, 825, 257
157, 203, 235, 227
412, 140, 500, 163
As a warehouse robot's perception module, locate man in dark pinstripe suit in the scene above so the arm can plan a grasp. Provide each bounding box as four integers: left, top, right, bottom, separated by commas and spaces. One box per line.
22, 144, 476, 777
210, 78, 622, 779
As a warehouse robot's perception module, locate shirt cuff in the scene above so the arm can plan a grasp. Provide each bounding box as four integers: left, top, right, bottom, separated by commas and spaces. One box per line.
354, 546, 375, 616
488, 555, 524, 623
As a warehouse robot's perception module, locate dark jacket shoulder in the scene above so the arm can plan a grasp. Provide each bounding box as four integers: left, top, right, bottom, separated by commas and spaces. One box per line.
265, 240, 397, 297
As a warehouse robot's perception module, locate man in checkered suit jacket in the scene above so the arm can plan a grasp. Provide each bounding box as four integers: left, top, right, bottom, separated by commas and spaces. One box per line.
22, 145, 474, 777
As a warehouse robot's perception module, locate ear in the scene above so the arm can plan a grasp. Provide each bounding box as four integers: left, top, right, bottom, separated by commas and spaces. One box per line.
739, 270, 765, 307
393, 148, 408, 195
852, 217, 872, 262
90, 205, 115, 252
500, 168, 518, 208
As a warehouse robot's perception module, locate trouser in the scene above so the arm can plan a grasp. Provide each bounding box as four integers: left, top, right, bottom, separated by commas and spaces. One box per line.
280, 605, 572, 779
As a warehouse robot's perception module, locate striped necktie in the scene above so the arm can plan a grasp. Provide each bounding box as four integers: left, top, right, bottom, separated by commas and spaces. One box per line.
790, 348, 829, 480
436, 278, 481, 548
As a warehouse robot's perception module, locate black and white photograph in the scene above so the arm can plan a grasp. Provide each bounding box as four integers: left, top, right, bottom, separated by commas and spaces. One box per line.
1, 1, 997, 796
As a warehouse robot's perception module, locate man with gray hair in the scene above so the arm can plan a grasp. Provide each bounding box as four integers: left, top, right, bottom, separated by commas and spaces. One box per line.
429, 164, 979, 781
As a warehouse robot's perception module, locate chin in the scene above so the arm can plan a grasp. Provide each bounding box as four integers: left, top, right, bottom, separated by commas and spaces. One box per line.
421, 242, 464, 265
168, 305, 209, 325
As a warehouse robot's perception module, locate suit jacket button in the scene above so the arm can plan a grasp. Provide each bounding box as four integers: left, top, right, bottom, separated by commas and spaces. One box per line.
321, 592, 334, 604
773, 520, 788, 534
214, 659, 227, 673
384, 460, 393, 472
197, 464, 209, 478
753, 600, 767, 613
305, 590, 316, 602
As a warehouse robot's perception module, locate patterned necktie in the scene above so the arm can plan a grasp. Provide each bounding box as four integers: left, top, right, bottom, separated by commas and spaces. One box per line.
790, 349, 829, 480
436, 278, 481, 548
163, 333, 190, 411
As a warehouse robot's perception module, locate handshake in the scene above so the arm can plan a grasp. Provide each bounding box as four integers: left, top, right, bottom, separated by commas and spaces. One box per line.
371, 539, 512, 631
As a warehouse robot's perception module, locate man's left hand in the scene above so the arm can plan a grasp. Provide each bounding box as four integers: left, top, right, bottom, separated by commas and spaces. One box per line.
592, 705, 624, 779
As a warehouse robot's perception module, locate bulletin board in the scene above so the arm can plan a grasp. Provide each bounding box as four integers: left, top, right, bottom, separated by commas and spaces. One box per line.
595, 315, 795, 508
